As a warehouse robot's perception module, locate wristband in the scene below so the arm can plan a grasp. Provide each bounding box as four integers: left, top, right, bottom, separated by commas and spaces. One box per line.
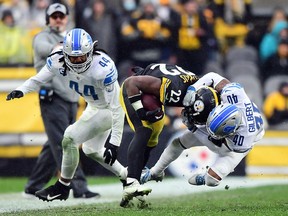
128, 94, 143, 111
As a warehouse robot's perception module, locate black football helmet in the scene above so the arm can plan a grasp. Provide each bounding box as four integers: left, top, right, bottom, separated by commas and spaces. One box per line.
185, 86, 220, 125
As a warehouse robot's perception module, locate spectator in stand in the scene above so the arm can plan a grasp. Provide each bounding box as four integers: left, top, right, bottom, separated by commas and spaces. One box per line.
176, 0, 217, 75
262, 39, 288, 83
29, 0, 51, 30
0, 0, 30, 28
263, 82, 288, 130
155, 0, 181, 64
120, 0, 171, 68
212, 0, 252, 53
80, 0, 118, 61
0, 9, 33, 64
267, 6, 287, 34
259, 20, 288, 63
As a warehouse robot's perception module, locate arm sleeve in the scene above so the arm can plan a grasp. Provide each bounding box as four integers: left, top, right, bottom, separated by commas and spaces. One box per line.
192, 72, 225, 89
16, 65, 55, 94
104, 81, 125, 146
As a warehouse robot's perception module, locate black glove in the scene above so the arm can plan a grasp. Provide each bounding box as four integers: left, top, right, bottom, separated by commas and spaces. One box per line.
208, 135, 224, 147
103, 143, 118, 166
6, 90, 24, 100
137, 107, 164, 123
181, 108, 197, 132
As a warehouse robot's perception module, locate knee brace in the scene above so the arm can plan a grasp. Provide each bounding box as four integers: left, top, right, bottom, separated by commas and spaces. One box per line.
205, 172, 220, 187
61, 136, 79, 179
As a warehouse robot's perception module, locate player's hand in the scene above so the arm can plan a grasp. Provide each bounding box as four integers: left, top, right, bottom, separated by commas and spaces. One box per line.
103, 143, 118, 166
208, 135, 224, 147
137, 108, 164, 123
183, 85, 196, 106
181, 108, 197, 132
6, 90, 24, 100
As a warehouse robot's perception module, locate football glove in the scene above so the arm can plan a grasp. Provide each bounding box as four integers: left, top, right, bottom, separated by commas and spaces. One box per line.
137, 107, 164, 123
6, 90, 24, 100
128, 94, 164, 123
181, 108, 197, 132
208, 135, 224, 147
103, 143, 118, 166
183, 85, 196, 106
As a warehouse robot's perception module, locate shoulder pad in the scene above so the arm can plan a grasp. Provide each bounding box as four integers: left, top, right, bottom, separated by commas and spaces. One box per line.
221, 83, 243, 94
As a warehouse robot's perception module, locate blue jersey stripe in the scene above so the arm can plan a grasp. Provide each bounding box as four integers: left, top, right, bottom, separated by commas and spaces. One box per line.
104, 69, 116, 86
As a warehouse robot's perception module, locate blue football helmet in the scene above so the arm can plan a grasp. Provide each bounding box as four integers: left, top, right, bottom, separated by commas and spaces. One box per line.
206, 103, 242, 139
63, 28, 94, 74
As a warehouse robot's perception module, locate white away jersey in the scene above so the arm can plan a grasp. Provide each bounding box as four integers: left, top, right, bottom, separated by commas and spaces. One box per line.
16, 50, 124, 146
221, 83, 265, 152
18, 50, 118, 108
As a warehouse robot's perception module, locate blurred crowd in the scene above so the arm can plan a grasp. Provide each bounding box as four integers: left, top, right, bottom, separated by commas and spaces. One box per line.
1, 0, 288, 130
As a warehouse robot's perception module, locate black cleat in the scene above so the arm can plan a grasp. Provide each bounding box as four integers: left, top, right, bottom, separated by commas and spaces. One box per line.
74, 191, 101, 199
35, 181, 70, 202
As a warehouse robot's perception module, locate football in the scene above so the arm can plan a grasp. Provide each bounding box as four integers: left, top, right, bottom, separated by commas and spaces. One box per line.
141, 93, 162, 111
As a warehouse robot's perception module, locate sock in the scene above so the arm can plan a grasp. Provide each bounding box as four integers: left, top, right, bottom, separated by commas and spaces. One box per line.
151, 138, 184, 175
59, 179, 70, 186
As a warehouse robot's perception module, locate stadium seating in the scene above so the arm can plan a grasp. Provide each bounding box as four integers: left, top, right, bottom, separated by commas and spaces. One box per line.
202, 60, 224, 76
263, 75, 288, 96
225, 45, 259, 66
225, 60, 259, 80
230, 74, 263, 108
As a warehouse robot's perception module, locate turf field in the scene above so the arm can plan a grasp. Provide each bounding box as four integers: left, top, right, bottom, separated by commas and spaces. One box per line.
0, 177, 287, 216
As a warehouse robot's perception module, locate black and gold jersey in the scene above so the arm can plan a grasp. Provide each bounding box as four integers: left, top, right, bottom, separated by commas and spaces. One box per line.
135, 63, 199, 107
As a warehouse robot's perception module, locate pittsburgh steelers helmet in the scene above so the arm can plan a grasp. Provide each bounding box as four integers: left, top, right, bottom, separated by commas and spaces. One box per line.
206, 103, 242, 139
63, 28, 94, 74
186, 86, 220, 125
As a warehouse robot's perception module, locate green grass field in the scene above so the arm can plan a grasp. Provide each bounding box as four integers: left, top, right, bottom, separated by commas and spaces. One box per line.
0, 176, 119, 194
0, 177, 287, 216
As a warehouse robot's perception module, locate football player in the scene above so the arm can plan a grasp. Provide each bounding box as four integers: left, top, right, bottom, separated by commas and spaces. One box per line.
22, 3, 97, 199
119, 64, 219, 207
141, 72, 265, 188
6, 28, 127, 201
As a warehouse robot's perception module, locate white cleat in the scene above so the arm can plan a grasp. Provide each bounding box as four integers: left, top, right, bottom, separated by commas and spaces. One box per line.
140, 167, 165, 184
188, 173, 205, 186
120, 180, 152, 208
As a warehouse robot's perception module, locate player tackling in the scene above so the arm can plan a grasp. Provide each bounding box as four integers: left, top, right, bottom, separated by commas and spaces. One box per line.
119, 63, 220, 207
141, 72, 265, 188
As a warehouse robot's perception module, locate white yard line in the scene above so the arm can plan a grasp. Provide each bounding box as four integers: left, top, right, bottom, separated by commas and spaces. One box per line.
0, 177, 287, 214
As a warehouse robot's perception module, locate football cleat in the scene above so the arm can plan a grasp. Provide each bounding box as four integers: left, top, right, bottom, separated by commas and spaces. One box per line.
140, 167, 165, 184
73, 190, 101, 199
135, 195, 150, 209
120, 180, 152, 208
35, 181, 70, 202
188, 174, 206, 186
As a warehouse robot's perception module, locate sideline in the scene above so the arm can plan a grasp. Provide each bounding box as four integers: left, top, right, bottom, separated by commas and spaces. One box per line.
0, 177, 287, 213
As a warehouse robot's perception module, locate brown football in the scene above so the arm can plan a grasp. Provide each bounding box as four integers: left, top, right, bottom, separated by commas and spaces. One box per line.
141, 93, 162, 111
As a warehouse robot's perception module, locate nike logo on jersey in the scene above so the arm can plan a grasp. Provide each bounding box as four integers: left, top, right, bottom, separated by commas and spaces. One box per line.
47, 194, 61, 201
